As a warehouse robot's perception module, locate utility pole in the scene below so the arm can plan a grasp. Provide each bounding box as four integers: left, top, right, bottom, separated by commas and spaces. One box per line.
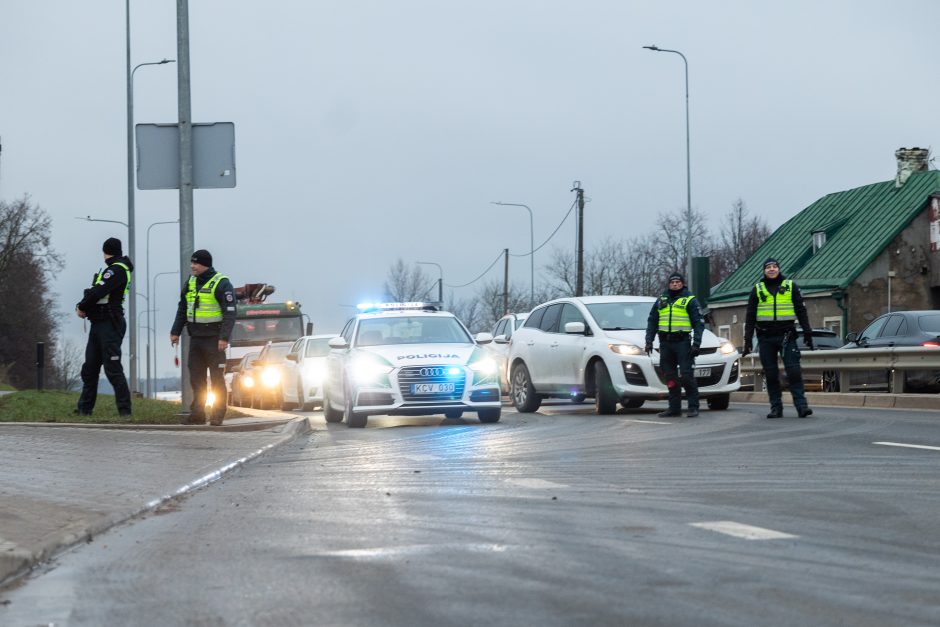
177, 0, 195, 414
572, 181, 585, 296
503, 248, 509, 316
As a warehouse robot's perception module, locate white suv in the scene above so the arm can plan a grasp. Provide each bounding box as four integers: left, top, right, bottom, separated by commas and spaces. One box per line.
507, 296, 740, 414
323, 302, 502, 428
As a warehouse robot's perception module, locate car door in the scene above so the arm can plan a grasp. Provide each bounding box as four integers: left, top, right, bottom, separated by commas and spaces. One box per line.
283, 338, 305, 402
849, 315, 890, 390
551, 303, 590, 387
327, 319, 354, 407
528, 304, 562, 387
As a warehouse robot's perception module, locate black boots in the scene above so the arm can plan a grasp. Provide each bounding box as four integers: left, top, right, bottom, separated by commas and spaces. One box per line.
797, 407, 814, 418
766, 407, 783, 419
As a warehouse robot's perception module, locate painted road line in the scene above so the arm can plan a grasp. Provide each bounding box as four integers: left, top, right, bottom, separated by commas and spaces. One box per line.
624, 419, 672, 425
506, 478, 569, 490
874, 441, 940, 452
690, 521, 798, 540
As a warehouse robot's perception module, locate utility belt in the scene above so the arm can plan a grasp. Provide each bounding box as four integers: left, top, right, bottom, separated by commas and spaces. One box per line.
658, 331, 691, 342
755, 324, 796, 339
88, 305, 123, 324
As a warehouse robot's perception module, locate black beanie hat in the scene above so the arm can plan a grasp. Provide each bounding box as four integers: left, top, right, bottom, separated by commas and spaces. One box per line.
102, 237, 122, 256
763, 257, 780, 269
667, 272, 685, 284
191, 249, 213, 267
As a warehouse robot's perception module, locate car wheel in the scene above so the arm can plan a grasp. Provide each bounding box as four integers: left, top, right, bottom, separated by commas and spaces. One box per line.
477, 407, 501, 423
594, 361, 618, 415
570, 394, 587, 403
344, 386, 368, 428
250, 393, 260, 409
822, 370, 840, 393
510, 363, 541, 413
444, 409, 464, 418
322, 386, 343, 423
622, 398, 645, 409
706, 393, 730, 410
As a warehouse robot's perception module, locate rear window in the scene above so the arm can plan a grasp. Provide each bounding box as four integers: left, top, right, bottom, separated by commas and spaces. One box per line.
918, 314, 940, 333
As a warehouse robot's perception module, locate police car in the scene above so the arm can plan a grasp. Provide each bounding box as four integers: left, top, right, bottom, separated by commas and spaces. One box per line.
322, 302, 502, 428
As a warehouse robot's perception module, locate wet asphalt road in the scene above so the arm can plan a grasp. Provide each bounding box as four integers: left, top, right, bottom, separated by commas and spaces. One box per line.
3, 401, 940, 626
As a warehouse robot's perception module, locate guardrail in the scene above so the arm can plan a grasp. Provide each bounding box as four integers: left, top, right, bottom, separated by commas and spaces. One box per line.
738, 346, 940, 393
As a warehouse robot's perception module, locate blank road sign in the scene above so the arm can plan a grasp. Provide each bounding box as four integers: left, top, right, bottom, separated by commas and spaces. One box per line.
136, 122, 236, 190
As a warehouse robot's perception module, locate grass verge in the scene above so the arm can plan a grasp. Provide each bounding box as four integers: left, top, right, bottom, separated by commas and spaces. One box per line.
0, 390, 247, 425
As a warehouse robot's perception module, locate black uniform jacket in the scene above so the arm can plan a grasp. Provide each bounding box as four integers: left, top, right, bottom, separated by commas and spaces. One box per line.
76, 256, 134, 322
170, 267, 236, 340
645, 287, 704, 347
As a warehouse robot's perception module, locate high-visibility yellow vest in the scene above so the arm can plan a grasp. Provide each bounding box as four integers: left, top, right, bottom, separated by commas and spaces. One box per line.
657, 295, 694, 332
186, 273, 227, 324
94, 262, 132, 305
755, 279, 796, 321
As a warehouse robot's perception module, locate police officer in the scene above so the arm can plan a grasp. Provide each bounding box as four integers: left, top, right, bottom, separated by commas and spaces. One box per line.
75, 237, 133, 416
645, 272, 704, 418
170, 249, 235, 426
743, 258, 814, 419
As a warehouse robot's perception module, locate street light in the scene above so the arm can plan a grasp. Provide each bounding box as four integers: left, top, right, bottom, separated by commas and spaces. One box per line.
146, 219, 178, 397
126, 53, 176, 397
491, 201, 534, 306
416, 261, 443, 303
643, 44, 693, 292
152, 270, 179, 391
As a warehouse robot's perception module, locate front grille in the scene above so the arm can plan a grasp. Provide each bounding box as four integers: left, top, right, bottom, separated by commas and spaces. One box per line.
470, 389, 499, 403
358, 392, 394, 406
398, 365, 466, 402
655, 365, 723, 387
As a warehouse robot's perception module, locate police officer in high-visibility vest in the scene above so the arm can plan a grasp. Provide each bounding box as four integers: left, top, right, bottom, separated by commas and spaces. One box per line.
645, 272, 704, 418
170, 249, 235, 425
75, 237, 134, 416
743, 258, 814, 419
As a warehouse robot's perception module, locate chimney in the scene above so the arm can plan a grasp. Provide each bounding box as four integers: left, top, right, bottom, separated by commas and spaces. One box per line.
895, 146, 930, 188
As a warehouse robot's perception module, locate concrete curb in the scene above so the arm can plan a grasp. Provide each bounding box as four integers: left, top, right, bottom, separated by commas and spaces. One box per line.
731, 391, 940, 411
0, 416, 311, 587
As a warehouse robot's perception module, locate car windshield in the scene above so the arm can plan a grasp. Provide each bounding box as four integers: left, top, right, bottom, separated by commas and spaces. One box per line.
918, 314, 940, 333
260, 345, 291, 362
585, 302, 650, 330
356, 316, 472, 346
230, 317, 304, 344
514, 317, 527, 329
305, 338, 331, 357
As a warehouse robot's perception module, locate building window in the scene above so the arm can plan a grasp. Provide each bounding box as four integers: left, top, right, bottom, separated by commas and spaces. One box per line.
812, 230, 827, 253
718, 325, 731, 342
823, 316, 842, 340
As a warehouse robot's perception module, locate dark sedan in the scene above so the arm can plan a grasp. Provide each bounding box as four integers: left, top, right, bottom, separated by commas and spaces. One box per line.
842, 310, 940, 392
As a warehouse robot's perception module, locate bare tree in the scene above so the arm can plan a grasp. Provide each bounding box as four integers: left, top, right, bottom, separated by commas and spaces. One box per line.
50, 338, 83, 391
383, 259, 431, 302
711, 199, 771, 284
0, 195, 62, 278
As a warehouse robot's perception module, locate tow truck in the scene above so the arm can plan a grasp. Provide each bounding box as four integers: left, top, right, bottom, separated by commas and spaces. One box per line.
225, 283, 311, 376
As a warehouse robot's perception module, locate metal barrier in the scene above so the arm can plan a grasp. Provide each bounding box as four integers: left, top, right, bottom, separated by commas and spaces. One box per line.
739, 346, 940, 393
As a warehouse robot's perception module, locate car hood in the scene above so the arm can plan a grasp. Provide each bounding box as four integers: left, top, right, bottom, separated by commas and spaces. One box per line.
603, 329, 720, 348
358, 343, 478, 367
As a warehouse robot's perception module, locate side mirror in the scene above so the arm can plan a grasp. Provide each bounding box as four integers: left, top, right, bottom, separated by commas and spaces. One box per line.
286, 353, 298, 362
475, 332, 494, 344
493, 334, 509, 344
306, 322, 314, 335
844, 332, 858, 343
564, 321, 586, 334
328, 336, 348, 349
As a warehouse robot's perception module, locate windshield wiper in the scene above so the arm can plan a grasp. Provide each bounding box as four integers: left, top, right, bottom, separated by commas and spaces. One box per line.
602, 326, 640, 331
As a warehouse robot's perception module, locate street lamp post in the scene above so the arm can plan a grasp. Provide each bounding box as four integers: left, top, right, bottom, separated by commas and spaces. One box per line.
146, 219, 178, 397
126, 52, 176, 396
491, 201, 534, 306
416, 262, 443, 303
152, 270, 179, 391
643, 45, 693, 292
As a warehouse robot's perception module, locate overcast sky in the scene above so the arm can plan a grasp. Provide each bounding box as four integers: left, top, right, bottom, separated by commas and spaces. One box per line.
1, 0, 937, 378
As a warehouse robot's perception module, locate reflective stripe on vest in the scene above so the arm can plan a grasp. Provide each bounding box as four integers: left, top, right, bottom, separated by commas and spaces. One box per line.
186, 273, 228, 323
657, 295, 694, 332
755, 279, 796, 321
95, 262, 132, 305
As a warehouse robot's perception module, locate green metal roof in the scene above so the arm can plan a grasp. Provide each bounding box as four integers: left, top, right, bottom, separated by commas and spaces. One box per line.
709, 170, 940, 304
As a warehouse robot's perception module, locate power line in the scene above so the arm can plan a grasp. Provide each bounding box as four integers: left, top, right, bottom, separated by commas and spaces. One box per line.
445, 250, 505, 288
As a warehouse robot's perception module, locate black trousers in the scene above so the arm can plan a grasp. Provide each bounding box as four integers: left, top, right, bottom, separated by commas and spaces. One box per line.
659, 338, 699, 412
189, 335, 227, 420
78, 318, 131, 414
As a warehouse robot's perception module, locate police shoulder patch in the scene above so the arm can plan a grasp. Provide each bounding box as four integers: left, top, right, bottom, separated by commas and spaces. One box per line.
225, 293, 234, 302
102, 270, 113, 280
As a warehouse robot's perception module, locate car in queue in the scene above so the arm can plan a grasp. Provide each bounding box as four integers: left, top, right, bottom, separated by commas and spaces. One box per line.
280, 334, 335, 411
840, 310, 940, 392
507, 295, 741, 414
251, 341, 294, 409
229, 351, 261, 408
323, 302, 502, 428
740, 328, 843, 392
486, 312, 529, 393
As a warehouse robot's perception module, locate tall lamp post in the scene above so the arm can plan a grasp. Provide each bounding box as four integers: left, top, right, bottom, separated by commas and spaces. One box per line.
643, 44, 693, 292
491, 201, 534, 306
126, 55, 176, 396
416, 261, 443, 303
152, 270, 179, 393
146, 219, 178, 397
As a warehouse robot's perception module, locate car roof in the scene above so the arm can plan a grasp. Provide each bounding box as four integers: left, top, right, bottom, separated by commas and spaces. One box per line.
357, 310, 456, 320
537, 295, 657, 306
299, 333, 337, 340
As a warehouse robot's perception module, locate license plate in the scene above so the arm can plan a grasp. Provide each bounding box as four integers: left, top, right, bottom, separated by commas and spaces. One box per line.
694, 367, 711, 378
412, 383, 455, 394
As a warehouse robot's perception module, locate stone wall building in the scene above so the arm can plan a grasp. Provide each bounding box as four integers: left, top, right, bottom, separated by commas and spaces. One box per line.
708, 148, 940, 347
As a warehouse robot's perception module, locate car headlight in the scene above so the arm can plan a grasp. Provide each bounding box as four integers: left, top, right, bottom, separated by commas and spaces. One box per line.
719, 341, 736, 355
350, 357, 393, 385
609, 343, 643, 356
205, 391, 216, 407
261, 366, 282, 388
469, 358, 497, 375
242, 375, 255, 389
305, 362, 327, 384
